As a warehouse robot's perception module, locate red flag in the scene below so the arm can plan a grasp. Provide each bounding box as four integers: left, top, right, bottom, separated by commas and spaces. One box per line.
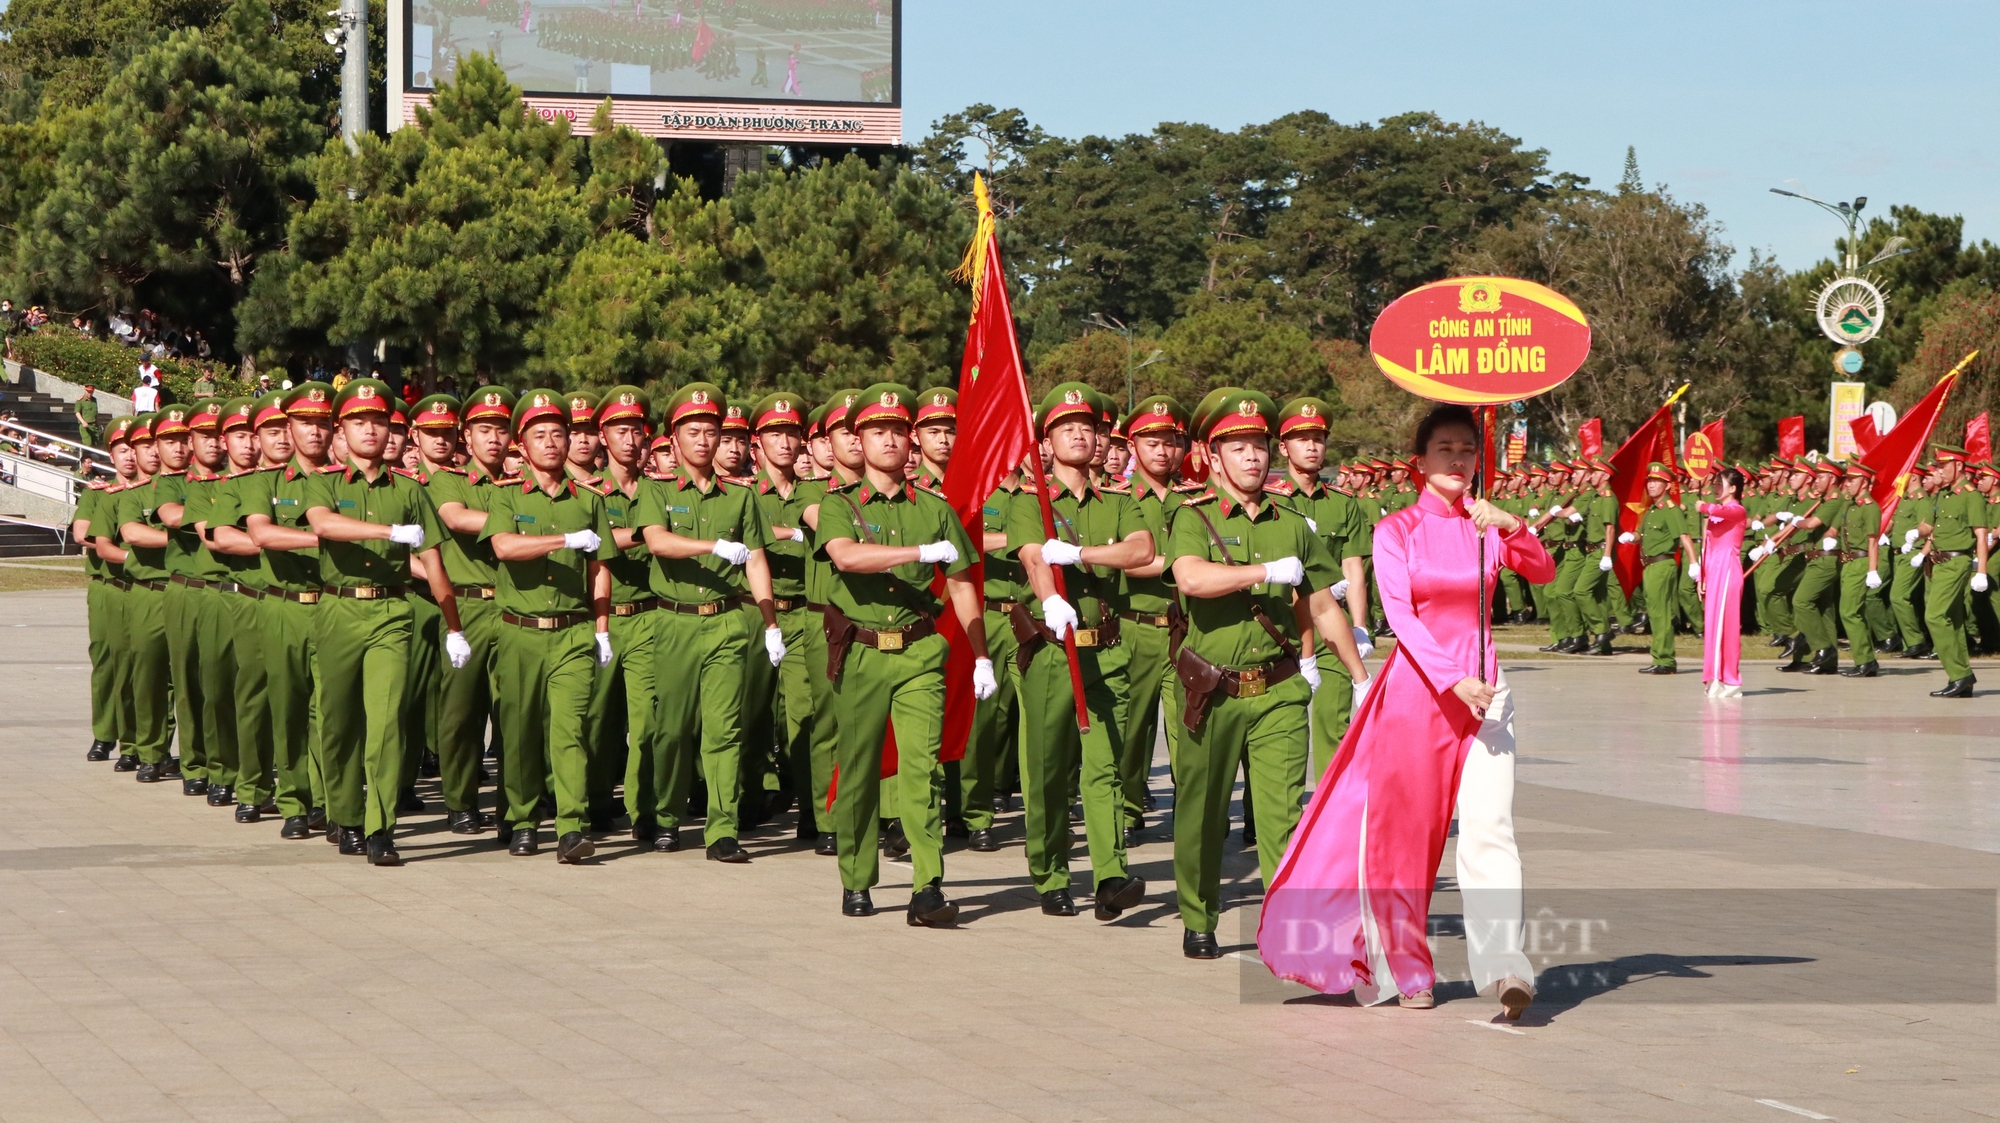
1777, 415, 1805, 458
1607, 388, 1689, 596
691, 17, 716, 63
1684, 418, 1724, 478
1849, 415, 1882, 457
1968, 412, 1991, 462
1859, 362, 1967, 536
1577, 417, 1603, 457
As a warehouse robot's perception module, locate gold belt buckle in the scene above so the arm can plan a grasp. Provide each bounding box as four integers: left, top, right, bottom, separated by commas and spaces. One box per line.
877, 630, 905, 652
477, 586, 494, 599
535, 615, 559, 630
354, 586, 381, 600
1073, 627, 1099, 648
1238, 667, 1267, 698
611, 603, 636, 617
298, 591, 320, 605
696, 601, 720, 616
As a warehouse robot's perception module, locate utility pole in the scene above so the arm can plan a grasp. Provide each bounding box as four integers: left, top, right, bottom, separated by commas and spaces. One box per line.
337, 0, 369, 152
1083, 312, 1164, 413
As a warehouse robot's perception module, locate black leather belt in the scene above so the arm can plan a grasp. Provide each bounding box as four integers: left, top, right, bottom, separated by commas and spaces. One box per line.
267, 588, 321, 604
220, 582, 263, 598
661, 595, 747, 617
168, 574, 212, 589
323, 584, 408, 600
806, 601, 828, 614
501, 610, 592, 631
985, 597, 1018, 613
1217, 655, 1300, 698
453, 584, 495, 599
132, 578, 168, 592
100, 576, 131, 590
851, 617, 937, 652
1119, 609, 1172, 627
610, 597, 661, 617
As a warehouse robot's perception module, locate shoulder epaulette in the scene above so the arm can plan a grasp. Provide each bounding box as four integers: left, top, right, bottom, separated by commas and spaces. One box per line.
721, 474, 755, 488
1180, 492, 1218, 508
391, 466, 422, 481
1266, 480, 1296, 496
316, 463, 346, 474
105, 482, 130, 494
496, 476, 524, 488
912, 480, 947, 500
1101, 480, 1132, 494
434, 465, 467, 477
578, 478, 611, 496
86, 479, 109, 491
1172, 481, 1206, 493
255, 464, 282, 473
1333, 486, 1356, 497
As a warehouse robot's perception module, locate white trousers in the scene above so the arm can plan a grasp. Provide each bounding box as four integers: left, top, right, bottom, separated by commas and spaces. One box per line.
1454, 672, 1534, 992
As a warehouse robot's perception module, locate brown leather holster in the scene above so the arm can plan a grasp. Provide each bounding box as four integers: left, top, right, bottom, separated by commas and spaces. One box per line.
1175, 645, 1224, 731
821, 603, 859, 681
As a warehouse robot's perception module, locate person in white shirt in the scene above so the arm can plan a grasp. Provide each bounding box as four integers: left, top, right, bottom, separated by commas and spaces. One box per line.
131, 369, 160, 412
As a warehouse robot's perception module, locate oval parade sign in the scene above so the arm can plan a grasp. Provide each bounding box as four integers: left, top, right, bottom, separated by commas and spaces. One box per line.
1368, 276, 1591, 404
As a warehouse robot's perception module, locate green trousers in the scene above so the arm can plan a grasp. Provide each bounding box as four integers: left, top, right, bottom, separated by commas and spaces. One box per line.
947, 607, 1016, 833
1642, 560, 1680, 667
223, 588, 273, 807
1837, 560, 1884, 666
1794, 555, 1841, 653
1756, 553, 1803, 637
586, 607, 658, 826
164, 583, 210, 780
1543, 548, 1584, 640
1678, 566, 1701, 632
493, 620, 596, 836
260, 595, 322, 817
736, 604, 782, 817
753, 606, 816, 824
832, 635, 948, 893
1173, 673, 1311, 933
435, 596, 498, 814
401, 592, 442, 795
1310, 638, 1354, 782
1890, 552, 1928, 646
85, 580, 120, 744
1119, 618, 1170, 825
1573, 555, 1611, 635
194, 587, 240, 791
650, 608, 748, 843
313, 594, 412, 836
1019, 640, 1131, 894
1971, 581, 2000, 654
803, 611, 836, 832
1608, 575, 1633, 628
1925, 556, 1976, 680
125, 583, 174, 763
1497, 567, 1534, 621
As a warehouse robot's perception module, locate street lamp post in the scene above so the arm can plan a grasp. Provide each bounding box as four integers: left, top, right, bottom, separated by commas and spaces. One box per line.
1083, 312, 1164, 412
1769, 188, 1867, 270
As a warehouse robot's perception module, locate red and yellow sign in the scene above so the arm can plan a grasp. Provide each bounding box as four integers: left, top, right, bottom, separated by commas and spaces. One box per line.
1368, 276, 1592, 405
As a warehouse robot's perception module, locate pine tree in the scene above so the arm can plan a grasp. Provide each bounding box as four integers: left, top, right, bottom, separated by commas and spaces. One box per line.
1620, 146, 1642, 194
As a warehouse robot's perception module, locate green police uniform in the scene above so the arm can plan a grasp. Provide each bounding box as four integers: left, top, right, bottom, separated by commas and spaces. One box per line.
144, 407, 220, 790
1113, 393, 1190, 826
206, 398, 278, 816
302, 381, 446, 844
179, 413, 244, 804
74, 393, 100, 448
1790, 476, 1848, 663
741, 392, 822, 838
482, 393, 616, 847
1636, 481, 1687, 669
1888, 488, 1931, 649
954, 478, 1022, 838
581, 387, 661, 833
818, 464, 978, 898
1925, 475, 1986, 683
1833, 476, 1887, 670
76, 478, 124, 754
1971, 481, 2000, 653
1166, 390, 1339, 937
1538, 477, 1586, 645
1756, 481, 1809, 647
113, 417, 178, 772
802, 391, 863, 848
428, 386, 515, 820
632, 383, 773, 848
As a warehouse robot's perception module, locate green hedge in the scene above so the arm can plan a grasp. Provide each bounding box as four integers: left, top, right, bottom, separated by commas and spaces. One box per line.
6, 329, 233, 404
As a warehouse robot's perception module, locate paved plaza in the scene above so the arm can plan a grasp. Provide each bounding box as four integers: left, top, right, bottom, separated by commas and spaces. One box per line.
2, 587, 1996, 1122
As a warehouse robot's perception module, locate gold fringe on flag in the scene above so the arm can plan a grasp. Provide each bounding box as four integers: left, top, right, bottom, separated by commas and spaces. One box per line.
951, 173, 998, 312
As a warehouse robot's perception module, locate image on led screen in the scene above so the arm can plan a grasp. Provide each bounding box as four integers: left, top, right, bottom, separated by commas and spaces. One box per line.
407, 0, 896, 105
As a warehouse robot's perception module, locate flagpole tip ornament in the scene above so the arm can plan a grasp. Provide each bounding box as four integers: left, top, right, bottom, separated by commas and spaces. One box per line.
1368, 275, 1591, 404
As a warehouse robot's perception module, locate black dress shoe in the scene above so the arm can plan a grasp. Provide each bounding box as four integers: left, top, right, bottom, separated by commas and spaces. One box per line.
325, 817, 344, 843
557, 831, 596, 864
206, 784, 232, 807
1183, 929, 1221, 959
1777, 653, 1808, 672
1765, 633, 1790, 649
366, 832, 401, 866
656, 827, 683, 853
632, 819, 659, 844
87, 740, 113, 762
279, 816, 310, 839
1040, 888, 1077, 916
509, 828, 538, 856
418, 750, 441, 779
882, 821, 911, 860
396, 791, 425, 814
257, 801, 279, 816
136, 761, 164, 783
906, 884, 959, 928
182, 777, 207, 796
842, 889, 874, 917
815, 833, 838, 856
337, 826, 366, 855
1931, 676, 1977, 698
1901, 641, 1934, 659
1585, 632, 1614, 656
1839, 662, 1879, 678
234, 804, 260, 824
1803, 648, 1839, 675
113, 754, 139, 772
1093, 875, 1146, 921
1143, 790, 1158, 812
944, 817, 971, 840
992, 793, 1010, 813
160, 758, 182, 778
1241, 824, 1257, 848
1123, 825, 1144, 847
1536, 637, 1569, 653
496, 823, 514, 846
447, 810, 485, 834
706, 837, 751, 863
306, 806, 328, 831
1637, 664, 1676, 675
1879, 634, 1904, 654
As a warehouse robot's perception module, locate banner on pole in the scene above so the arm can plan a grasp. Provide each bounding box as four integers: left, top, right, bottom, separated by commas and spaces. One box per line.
1828, 382, 1867, 460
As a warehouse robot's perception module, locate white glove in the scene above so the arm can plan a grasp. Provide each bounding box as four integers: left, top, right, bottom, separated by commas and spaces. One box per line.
1305, 517, 1319, 533
1330, 578, 1350, 603
1352, 675, 1372, 711
1529, 526, 1541, 537
1528, 507, 1540, 518
972, 657, 998, 700
1864, 570, 1882, 590
1598, 555, 1614, 572
1567, 511, 1584, 523
710, 538, 750, 565
1299, 654, 1322, 694
1750, 519, 1764, 531
1748, 545, 1768, 562
764, 625, 786, 666
1262, 556, 1305, 586
1910, 552, 1927, 569
1039, 538, 1084, 567
1901, 544, 1913, 555
790, 527, 807, 543
1976, 573, 1991, 594
1776, 510, 1796, 523
563, 529, 601, 552
595, 631, 613, 666
445, 630, 472, 669
1904, 529, 1921, 547
916, 540, 959, 565
1041, 595, 1079, 641
1351, 626, 1374, 659
1687, 563, 1701, 583
1878, 534, 1891, 547
1821, 536, 1839, 552
388, 523, 426, 548
1617, 531, 1636, 544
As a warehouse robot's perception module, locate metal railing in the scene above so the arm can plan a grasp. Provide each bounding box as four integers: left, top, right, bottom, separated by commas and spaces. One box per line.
0, 417, 114, 471
0, 420, 112, 508
0, 513, 75, 553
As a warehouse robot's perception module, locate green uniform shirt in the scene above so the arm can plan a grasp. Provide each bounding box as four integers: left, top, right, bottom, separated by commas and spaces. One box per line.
1840, 498, 1882, 552
597, 474, 655, 605
817, 478, 975, 631
113, 478, 171, 582
180, 470, 236, 582
1584, 491, 1618, 550
980, 483, 1027, 605
301, 461, 444, 589
632, 468, 772, 604
1165, 484, 1339, 671
1272, 477, 1368, 565
425, 464, 503, 588
1931, 487, 1986, 552
479, 476, 617, 615
1890, 493, 1928, 553
1637, 501, 1686, 556
750, 467, 822, 601
76, 485, 108, 578
137, 470, 202, 577
1004, 477, 1143, 624
211, 463, 323, 594
1123, 480, 1188, 616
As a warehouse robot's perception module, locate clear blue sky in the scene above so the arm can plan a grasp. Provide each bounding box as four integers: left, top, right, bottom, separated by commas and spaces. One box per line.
904, 0, 2000, 273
